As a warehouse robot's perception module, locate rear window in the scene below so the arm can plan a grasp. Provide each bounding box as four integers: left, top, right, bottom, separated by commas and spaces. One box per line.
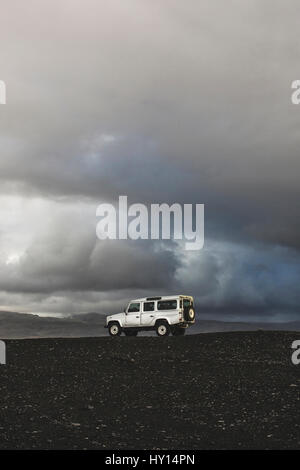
183, 299, 192, 308
157, 299, 177, 310
143, 302, 154, 312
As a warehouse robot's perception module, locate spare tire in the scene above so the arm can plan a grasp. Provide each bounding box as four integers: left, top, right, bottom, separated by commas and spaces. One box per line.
184, 306, 195, 322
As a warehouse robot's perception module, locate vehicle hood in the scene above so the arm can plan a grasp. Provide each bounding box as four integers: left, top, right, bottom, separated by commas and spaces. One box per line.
106, 312, 125, 324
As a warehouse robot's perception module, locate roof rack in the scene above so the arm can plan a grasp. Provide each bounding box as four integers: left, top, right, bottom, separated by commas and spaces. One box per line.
146, 296, 162, 301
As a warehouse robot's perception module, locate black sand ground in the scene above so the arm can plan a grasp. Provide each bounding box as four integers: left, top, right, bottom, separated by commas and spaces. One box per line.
0, 331, 299, 450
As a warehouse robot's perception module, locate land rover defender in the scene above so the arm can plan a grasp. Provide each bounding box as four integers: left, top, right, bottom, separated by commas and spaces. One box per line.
105, 295, 195, 337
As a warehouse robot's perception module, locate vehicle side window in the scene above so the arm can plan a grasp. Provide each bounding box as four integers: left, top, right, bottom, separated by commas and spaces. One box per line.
128, 302, 140, 313
143, 302, 154, 312
157, 300, 177, 310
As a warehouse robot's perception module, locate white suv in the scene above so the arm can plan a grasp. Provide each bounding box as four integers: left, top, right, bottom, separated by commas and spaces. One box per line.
105, 295, 195, 337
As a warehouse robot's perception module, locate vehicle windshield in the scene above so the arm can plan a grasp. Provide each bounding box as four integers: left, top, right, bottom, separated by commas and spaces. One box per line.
127, 302, 140, 313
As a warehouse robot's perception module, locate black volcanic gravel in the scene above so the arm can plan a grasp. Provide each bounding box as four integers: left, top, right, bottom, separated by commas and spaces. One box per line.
0, 331, 299, 449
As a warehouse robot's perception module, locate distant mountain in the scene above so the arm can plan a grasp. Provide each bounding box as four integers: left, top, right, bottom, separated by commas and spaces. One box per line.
0, 311, 106, 339
68, 312, 106, 323
0, 310, 299, 338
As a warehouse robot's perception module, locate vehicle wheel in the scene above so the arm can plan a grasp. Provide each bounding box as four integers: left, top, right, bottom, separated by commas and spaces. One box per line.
184, 306, 195, 322
156, 321, 170, 337
108, 322, 122, 336
172, 327, 186, 336
124, 330, 138, 336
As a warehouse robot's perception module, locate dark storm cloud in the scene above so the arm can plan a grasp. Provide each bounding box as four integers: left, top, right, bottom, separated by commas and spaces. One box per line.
0, 0, 299, 318
0, 201, 178, 294
16, 240, 177, 294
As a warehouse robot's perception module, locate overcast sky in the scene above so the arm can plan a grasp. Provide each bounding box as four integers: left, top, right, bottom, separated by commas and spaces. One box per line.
0, 0, 299, 321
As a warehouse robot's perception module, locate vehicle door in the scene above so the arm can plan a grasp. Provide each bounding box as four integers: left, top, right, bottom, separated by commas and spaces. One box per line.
125, 302, 141, 326
140, 301, 155, 326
